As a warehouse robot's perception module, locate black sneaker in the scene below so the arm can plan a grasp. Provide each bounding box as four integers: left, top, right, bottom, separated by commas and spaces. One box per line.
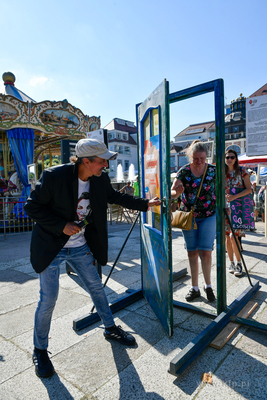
204, 287, 216, 302
104, 325, 136, 346
185, 288, 201, 302
32, 348, 55, 378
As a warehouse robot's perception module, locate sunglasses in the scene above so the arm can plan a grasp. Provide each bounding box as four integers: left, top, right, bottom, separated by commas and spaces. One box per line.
225, 156, 235, 160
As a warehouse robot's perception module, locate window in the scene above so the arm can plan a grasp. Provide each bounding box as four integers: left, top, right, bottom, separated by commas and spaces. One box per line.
117, 159, 122, 166
124, 146, 131, 155
225, 128, 228, 134
123, 133, 128, 141
115, 145, 124, 153
109, 161, 115, 172
125, 160, 129, 171
178, 155, 188, 167
233, 126, 239, 133
117, 133, 121, 139
108, 133, 113, 140
226, 144, 241, 156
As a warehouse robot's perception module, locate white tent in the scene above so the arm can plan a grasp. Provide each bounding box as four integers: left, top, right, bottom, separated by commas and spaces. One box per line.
238, 153, 267, 166
238, 153, 267, 184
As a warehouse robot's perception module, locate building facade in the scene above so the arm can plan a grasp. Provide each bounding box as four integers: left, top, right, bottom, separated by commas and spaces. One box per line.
104, 118, 138, 180
171, 85, 267, 171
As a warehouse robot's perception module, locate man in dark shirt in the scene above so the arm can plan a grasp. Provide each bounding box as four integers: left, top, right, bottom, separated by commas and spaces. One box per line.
25, 138, 161, 378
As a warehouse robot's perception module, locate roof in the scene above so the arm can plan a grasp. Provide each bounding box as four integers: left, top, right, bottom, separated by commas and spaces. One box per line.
170, 144, 183, 153
104, 118, 137, 134
1, 72, 36, 102
249, 84, 267, 98
174, 121, 215, 138
109, 135, 137, 145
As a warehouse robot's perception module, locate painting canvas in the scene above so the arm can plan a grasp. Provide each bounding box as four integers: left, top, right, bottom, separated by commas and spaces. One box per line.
41, 109, 79, 128
230, 187, 254, 229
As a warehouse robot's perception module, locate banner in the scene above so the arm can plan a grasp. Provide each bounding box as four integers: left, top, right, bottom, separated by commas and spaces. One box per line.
246, 95, 267, 156
230, 188, 254, 229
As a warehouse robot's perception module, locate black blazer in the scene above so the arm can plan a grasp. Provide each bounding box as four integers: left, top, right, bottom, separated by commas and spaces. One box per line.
25, 163, 148, 273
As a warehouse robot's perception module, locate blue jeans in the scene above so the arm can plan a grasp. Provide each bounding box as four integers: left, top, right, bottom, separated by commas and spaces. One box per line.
182, 214, 216, 252
34, 243, 114, 350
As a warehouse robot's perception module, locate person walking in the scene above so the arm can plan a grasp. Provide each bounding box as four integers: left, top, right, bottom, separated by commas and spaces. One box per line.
25, 138, 161, 379
171, 141, 216, 302
133, 176, 139, 197
119, 181, 134, 196
225, 149, 251, 277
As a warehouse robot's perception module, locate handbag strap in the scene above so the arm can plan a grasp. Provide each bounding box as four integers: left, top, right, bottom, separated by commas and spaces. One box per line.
193, 163, 208, 207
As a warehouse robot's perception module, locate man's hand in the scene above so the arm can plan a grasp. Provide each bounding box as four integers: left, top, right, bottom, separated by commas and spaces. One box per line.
148, 197, 161, 207
63, 222, 82, 236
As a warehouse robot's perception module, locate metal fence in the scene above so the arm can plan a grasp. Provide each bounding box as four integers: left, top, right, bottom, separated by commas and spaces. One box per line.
0, 196, 33, 239
0, 198, 138, 239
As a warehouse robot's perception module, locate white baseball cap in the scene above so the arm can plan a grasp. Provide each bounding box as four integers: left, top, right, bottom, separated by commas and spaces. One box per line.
75, 139, 118, 160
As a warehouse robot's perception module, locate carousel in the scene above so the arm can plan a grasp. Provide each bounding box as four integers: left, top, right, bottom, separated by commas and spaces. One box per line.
0, 71, 100, 232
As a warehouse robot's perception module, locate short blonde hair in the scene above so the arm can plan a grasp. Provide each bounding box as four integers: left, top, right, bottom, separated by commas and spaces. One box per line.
186, 140, 208, 162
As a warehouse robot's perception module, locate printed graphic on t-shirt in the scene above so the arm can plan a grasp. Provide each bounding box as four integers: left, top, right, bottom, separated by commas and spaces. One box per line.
64, 179, 90, 248
76, 191, 91, 222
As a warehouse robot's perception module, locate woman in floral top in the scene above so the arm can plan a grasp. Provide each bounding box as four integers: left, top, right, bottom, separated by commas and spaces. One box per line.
171, 141, 216, 303
225, 149, 251, 277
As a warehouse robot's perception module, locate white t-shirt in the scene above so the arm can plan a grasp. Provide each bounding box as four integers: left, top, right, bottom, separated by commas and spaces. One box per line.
64, 178, 90, 248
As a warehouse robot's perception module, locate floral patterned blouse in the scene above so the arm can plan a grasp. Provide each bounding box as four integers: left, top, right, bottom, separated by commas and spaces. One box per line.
225, 166, 249, 237
225, 167, 248, 194
176, 163, 216, 218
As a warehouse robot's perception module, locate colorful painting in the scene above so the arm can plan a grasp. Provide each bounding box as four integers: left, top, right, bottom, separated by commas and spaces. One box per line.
89, 123, 98, 131
137, 79, 173, 336
40, 109, 79, 128
0, 102, 18, 121
230, 188, 254, 229
141, 226, 171, 334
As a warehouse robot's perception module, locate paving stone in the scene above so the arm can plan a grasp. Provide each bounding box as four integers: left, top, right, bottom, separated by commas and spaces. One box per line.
0, 341, 32, 384
0, 367, 85, 400
1, 223, 267, 400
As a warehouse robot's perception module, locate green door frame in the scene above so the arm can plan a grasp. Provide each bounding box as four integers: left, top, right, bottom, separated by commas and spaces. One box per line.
168, 79, 264, 376
169, 78, 226, 314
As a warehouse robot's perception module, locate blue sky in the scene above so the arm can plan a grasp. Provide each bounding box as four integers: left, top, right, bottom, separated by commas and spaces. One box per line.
1, 0, 266, 140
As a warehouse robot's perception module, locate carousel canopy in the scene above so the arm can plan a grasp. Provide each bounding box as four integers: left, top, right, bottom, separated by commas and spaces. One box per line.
1, 72, 35, 102
0, 71, 101, 163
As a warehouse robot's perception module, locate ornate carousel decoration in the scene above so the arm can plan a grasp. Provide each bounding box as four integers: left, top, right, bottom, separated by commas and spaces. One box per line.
0, 71, 100, 163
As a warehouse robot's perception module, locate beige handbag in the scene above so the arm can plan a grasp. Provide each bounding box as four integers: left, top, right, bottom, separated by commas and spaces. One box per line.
172, 208, 195, 230
172, 164, 208, 230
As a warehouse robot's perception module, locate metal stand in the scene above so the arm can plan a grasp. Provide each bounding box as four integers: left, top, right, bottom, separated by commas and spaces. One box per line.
73, 213, 142, 331
70, 211, 188, 331
169, 208, 267, 376
169, 280, 261, 376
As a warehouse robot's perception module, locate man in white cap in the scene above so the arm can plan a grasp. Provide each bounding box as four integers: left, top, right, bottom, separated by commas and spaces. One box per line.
25, 138, 161, 379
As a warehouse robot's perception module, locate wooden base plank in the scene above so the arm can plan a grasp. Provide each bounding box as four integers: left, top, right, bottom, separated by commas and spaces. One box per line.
210, 301, 258, 350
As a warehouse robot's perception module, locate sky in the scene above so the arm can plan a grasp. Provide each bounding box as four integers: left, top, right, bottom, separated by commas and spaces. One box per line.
1, 0, 266, 141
